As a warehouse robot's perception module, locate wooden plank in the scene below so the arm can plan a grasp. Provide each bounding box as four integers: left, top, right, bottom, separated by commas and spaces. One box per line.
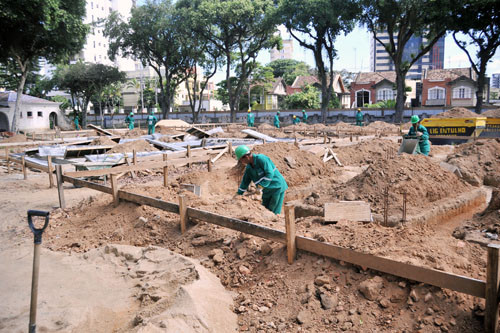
325, 201, 371, 222
117, 190, 179, 214
9, 157, 49, 173
110, 174, 119, 207
21, 155, 27, 180
179, 195, 187, 234
87, 124, 114, 136
330, 148, 343, 166
285, 205, 296, 264
296, 236, 486, 298
211, 147, 228, 163
485, 244, 500, 333
62, 175, 113, 194
187, 208, 287, 244
47, 156, 54, 188
55, 165, 66, 209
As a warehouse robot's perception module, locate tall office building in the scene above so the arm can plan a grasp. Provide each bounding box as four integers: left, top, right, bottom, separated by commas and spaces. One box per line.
370, 32, 445, 79
270, 26, 294, 62
492, 74, 500, 89
40, 0, 136, 76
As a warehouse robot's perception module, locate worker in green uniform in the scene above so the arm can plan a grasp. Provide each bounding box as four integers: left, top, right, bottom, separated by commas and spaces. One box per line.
235, 145, 288, 214
147, 110, 158, 135
125, 112, 135, 130
74, 114, 80, 131
302, 109, 308, 123
408, 115, 430, 156
356, 108, 363, 126
292, 115, 300, 124
247, 109, 254, 127
274, 111, 280, 129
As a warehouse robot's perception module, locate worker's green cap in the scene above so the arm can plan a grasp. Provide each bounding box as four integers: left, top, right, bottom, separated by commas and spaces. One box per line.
277, 111, 280, 114
411, 115, 420, 124
302, 109, 305, 112
130, 112, 133, 116
235, 145, 250, 160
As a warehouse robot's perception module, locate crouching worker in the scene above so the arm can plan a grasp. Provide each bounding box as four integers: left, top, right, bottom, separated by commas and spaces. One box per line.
235, 145, 288, 215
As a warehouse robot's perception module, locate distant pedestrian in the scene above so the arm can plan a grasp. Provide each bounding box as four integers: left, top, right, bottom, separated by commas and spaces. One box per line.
302, 109, 308, 123
292, 115, 300, 124
125, 112, 135, 130
147, 110, 158, 135
74, 114, 80, 131
274, 111, 280, 129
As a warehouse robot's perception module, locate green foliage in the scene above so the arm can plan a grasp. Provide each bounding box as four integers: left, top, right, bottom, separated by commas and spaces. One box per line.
328, 93, 341, 108
360, 0, 452, 122
284, 85, 320, 109
365, 100, 396, 109
50, 95, 71, 111
277, 0, 360, 121
267, 59, 311, 85
0, 0, 88, 131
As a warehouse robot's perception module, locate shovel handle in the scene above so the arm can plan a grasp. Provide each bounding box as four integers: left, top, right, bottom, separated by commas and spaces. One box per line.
28, 210, 50, 244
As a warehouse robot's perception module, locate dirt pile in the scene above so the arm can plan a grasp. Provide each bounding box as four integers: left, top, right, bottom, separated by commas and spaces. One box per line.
334, 138, 400, 166
90, 136, 117, 146
446, 139, 500, 186
121, 128, 146, 138
482, 109, 500, 118
329, 154, 472, 215
250, 142, 335, 187
0, 133, 27, 143
365, 121, 400, 132
257, 123, 275, 130
432, 107, 480, 118
107, 139, 158, 154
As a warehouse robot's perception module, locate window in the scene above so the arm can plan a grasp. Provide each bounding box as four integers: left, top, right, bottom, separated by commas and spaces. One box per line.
356, 90, 370, 107
27, 112, 33, 118
377, 88, 394, 101
37, 112, 43, 117
20, 112, 23, 118
428, 87, 445, 100
93, 41, 96, 48
452, 86, 472, 99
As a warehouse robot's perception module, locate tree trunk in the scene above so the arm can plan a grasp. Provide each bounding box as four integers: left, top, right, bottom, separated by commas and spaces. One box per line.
11, 60, 29, 132
100, 102, 104, 128
225, 52, 236, 123
394, 70, 407, 123
475, 64, 487, 114
81, 97, 90, 128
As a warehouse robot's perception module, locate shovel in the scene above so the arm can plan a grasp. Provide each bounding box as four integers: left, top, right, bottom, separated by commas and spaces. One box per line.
27, 210, 50, 333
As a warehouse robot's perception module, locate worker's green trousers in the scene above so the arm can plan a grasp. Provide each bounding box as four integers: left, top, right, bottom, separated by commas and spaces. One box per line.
148, 125, 155, 135
262, 189, 286, 215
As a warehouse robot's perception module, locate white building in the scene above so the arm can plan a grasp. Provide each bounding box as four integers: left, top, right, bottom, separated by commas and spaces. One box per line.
40, 0, 136, 76
0, 92, 71, 132
270, 26, 294, 62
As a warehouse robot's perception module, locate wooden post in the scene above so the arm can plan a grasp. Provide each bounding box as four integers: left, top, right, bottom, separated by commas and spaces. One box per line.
163, 165, 168, 187
485, 244, 500, 333
187, 145, 192, 168
323, 134, 327, 144
55, 165, 65, 209
294, 137, 299, 148
133, 149, 137, 165
227, 142, 233, 157
110, 174, 119, 207
47, 156, 54, 188
22, 155, 27, 180
350, 134, 353, 142
314, 126, 317, 138
285, 205, 296, 264
207, 159, 212, 172
179, 195, 187, 234
5, 148, 10, 174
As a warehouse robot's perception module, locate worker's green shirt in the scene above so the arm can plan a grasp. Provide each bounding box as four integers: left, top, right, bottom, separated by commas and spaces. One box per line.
293, 117, 300, 124
125, 115, 135, 125
356, 112, 363, 121
237, 154, 288, 195
247, 113, 254, 125
302, 112, 308, 123
147, 115, 158, 126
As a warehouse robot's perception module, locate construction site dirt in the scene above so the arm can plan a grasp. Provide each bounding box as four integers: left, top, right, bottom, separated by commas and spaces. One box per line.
1, 122, 500, 332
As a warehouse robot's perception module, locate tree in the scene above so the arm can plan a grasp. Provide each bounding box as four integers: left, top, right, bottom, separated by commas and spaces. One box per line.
53, 62, 126, 128
451, 0, 500, 113
176, 0, 224, 123
105, 0, 192, 119
0, 0, 88, 132
194, 0, 281, 122
360, 0, 452, 122
284, 84, 320, 109
278, 0, 359, 122
249, 64, 275, 109
268, 59, 311, 85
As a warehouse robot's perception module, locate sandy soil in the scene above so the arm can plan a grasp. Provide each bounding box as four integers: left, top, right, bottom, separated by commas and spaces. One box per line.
2, 124, 500, 332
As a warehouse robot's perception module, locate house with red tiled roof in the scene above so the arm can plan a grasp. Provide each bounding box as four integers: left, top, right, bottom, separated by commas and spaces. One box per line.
287, 75, 350, 108
421, 68, 478, 107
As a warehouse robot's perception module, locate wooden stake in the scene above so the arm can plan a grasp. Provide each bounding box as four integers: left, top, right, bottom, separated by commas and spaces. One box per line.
227, 142, 233, 157
47, 156, 54, 188
485, 243, 500, 333
163, 165, 168, 187
55, 165, 65, 209
133, 149, 137, 165
179, 195, 187, 234
323, 134, 327, 144
22, 155, 27, 180
5, 148, 10, 174
187, 145, 192, 167
110, 174, 119, 207
285, 204, 296, 264
207, 159, 212, 172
